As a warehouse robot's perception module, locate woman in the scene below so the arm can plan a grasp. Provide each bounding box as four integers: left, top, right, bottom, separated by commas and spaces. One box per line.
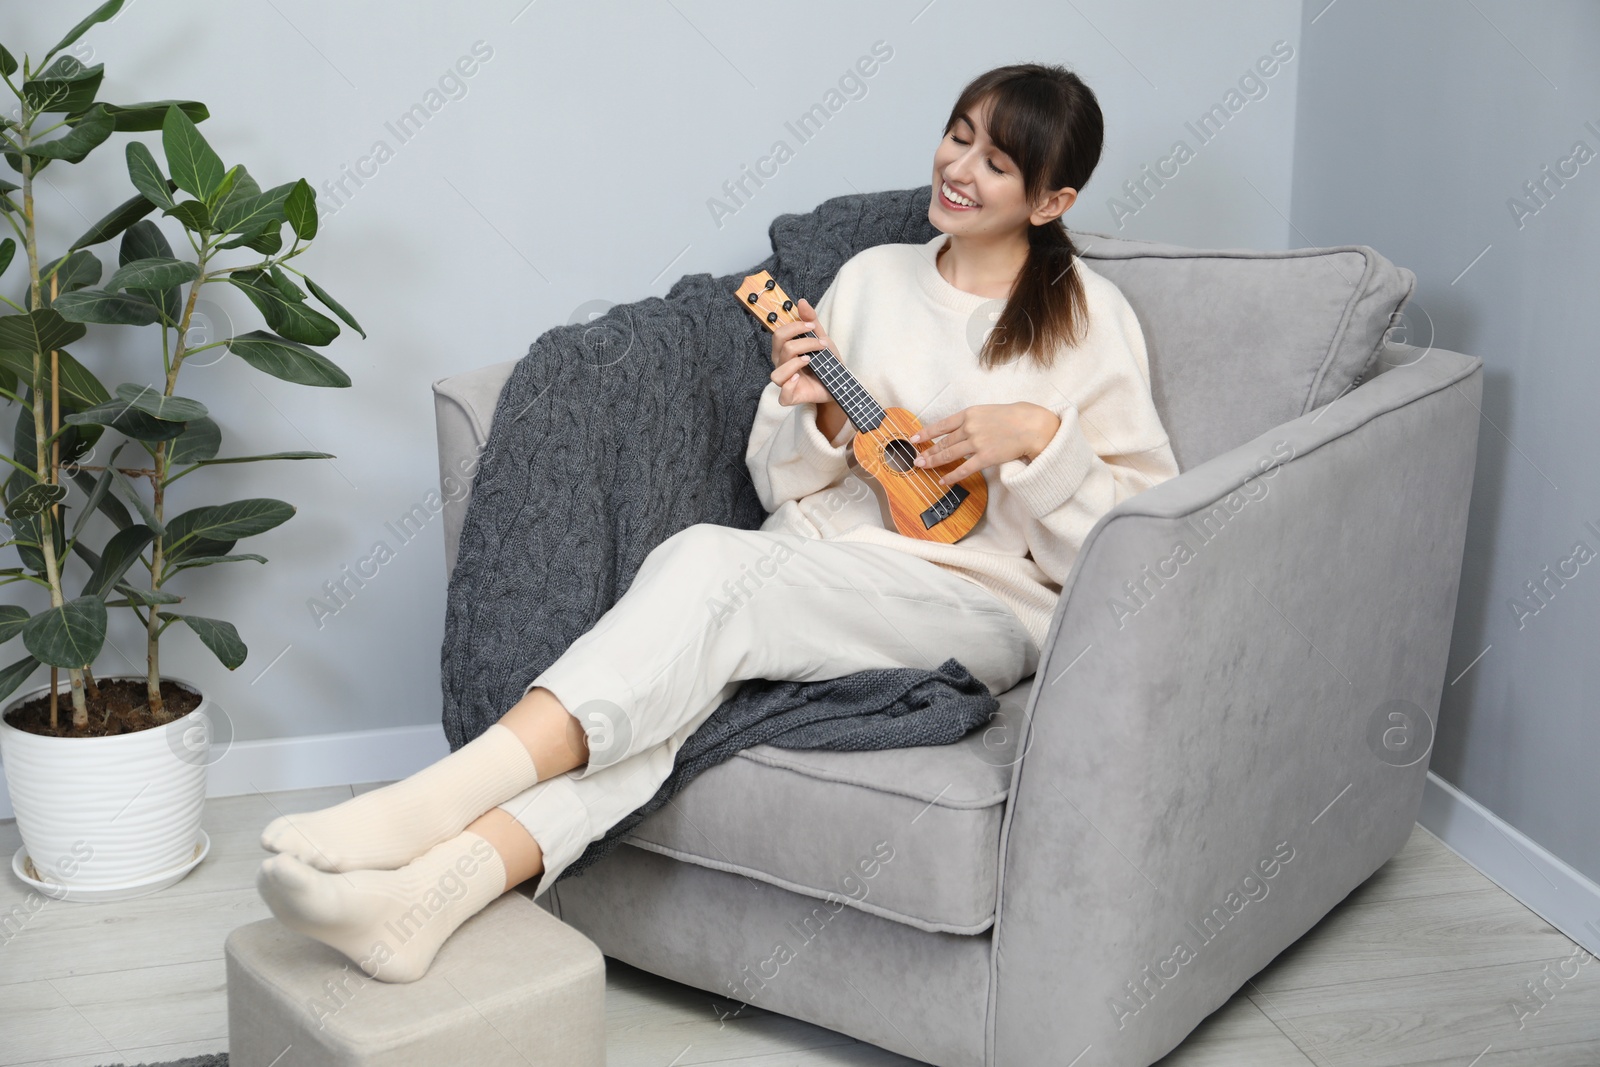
256, 61, 1179, 984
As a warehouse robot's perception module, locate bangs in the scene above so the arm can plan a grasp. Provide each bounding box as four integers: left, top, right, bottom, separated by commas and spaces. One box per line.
947, 79, 1072, 209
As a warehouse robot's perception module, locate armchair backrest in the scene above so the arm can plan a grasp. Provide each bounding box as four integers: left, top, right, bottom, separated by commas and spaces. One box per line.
1069, 229, 1416, 472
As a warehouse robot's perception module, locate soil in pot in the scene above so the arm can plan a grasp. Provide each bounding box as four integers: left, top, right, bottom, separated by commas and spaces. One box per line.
4, 678, 203, 738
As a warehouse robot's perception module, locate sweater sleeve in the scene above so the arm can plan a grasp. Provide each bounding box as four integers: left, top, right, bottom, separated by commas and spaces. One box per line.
744, 271, 856, 513
995, 286, 1180, 587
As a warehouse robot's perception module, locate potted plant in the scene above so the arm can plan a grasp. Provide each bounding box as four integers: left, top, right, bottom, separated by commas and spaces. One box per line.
0, 1, 363, 901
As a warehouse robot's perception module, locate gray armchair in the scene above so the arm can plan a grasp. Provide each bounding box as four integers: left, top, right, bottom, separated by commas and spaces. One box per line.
432, 228, 1481, 1067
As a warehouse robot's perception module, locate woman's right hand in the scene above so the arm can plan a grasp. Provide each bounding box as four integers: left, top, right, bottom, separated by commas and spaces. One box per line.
769, 297, 838, 408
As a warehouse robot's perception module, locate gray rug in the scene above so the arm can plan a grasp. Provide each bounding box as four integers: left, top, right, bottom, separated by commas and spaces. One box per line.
95, 1056, 225, 1066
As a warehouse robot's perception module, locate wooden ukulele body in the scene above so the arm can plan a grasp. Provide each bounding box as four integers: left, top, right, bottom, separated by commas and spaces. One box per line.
736, 270, 989, 544
849, 406, 988, 544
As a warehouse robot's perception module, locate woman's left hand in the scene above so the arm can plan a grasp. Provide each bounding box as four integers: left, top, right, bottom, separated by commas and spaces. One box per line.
908, 402, 1061, 485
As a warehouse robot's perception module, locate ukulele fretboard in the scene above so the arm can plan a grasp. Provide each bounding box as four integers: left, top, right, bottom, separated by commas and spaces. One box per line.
792, 331, 888, 433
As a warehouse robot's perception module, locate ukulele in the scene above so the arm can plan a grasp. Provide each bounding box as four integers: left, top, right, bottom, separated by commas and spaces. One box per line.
735, 271, 988, 544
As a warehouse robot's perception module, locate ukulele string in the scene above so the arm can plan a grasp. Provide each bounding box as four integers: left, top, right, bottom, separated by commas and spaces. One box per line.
786, 319, 957, 511
789, 323, 959, 511
756, 285, 960, 515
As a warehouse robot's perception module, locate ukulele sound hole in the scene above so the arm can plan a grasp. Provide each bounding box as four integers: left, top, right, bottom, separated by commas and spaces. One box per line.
882, 438, 920, 474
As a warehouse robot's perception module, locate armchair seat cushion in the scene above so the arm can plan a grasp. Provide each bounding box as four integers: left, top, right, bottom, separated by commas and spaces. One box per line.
616, 677, 1034, 935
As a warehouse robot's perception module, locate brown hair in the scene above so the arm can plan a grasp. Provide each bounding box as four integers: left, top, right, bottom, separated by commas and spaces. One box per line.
943, 63, 1104, 369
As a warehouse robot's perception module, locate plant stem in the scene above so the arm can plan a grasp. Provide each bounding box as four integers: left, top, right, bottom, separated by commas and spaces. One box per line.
143, 239, 211, 720
19, 116, 88, 729
49, 273, 60, 728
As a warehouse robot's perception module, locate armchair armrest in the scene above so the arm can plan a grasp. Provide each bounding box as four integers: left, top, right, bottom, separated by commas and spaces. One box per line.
433, 358, 519, 580
988, 343, 1484, 1066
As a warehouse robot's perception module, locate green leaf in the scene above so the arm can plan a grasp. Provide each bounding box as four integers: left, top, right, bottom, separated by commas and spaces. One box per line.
120, 219, 178, 265
0, 309, 88, 356
119, 220, 182, 323
163, 498, 294, 560
0, 238, 13, 278
0, 655, 41, 705
191, 450, 333, 467
52, 288, 164, 326
66, 396, 186, 440
39, 249, 102, 294
69, 466, 133, 531
45, 0, 125, 62
22, 56, 104, 114
101, 99, 208, 133
69, 441, 126, 539
239, 226, 283, 255
41, 348, 110, 409
302, 274, 366, 339
21, 595, 107, 668
7, 509, 64, 573
284, 179, 317, 240
225, 330, 351, 387
268, 266, 305, 302
113, 382, 207, 422
70, 533, 103, 572
68, 190, 161, 252
230, 270, 339, 346
205, 163, 240, 212
110, 582, 181, 606
0, 44, 17, 79
106, 256, 198, 292
109, 466, 163, 535
212, 180, 294, 236
174, 614, 245, 670
82, 523, 152, 596
168, 552, 266, 574
4, 481, 66, 520
162, 103, 224, 200
58, 419, 99, 466
163, 199, 210, 231
167, 416, 220, 464
0, 604, 28, 644
26, 103, 113, 163
126, 141, 175, 210
211, 164, 260, 221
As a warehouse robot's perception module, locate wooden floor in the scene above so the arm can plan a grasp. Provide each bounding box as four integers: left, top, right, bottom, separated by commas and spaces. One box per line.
2, 783, 1597, 1067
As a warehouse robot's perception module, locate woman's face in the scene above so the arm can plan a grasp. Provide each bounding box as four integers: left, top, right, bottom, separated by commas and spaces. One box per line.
929, 97, 1076, 239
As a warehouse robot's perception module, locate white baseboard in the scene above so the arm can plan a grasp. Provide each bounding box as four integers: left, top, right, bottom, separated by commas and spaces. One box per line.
0, 723, 452, 821
1421, 771, 1600, 958
6, 729, 1597, 960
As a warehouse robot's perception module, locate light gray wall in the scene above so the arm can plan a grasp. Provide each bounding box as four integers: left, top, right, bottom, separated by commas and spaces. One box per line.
1, 1, 1302, 743
1289, 0, 1600, 884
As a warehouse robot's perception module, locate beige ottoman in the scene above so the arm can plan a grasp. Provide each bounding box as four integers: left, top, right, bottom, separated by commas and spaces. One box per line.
225, 888, 605, 1066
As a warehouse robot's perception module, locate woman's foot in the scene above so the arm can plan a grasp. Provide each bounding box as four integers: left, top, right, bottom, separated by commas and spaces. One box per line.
260, 723, 538, 871
255, 830, 508, 984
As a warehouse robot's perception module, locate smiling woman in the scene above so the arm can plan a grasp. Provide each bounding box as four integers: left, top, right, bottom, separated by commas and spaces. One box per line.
256, 60, 1179, 990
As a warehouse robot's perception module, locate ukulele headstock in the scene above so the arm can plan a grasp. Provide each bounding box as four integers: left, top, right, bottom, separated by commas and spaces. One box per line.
734, 272, 803, 334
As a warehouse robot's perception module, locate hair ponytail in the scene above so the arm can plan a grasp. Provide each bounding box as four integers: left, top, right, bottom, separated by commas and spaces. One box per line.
944, 63, 1104, 370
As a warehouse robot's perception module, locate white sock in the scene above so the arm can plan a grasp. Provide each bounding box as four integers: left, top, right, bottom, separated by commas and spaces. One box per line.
260, 723, 538, 871
256, 829, 508, 984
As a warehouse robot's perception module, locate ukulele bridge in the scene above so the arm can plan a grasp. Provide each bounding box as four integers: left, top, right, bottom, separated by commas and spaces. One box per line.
920, 483, 970, 530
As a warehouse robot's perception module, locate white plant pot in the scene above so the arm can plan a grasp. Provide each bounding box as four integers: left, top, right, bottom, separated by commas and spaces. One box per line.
0, 674, 211, 902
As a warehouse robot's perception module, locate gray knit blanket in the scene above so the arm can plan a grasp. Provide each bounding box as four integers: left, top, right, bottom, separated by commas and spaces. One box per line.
439, 186, 1001, 880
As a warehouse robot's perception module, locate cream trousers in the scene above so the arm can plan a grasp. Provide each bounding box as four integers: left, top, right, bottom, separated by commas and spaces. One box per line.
495, 522, 1039, 897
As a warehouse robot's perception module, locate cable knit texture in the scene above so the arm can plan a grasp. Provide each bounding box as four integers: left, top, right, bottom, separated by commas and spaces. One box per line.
442, 188, 945, 751
747, 233, 1181, 650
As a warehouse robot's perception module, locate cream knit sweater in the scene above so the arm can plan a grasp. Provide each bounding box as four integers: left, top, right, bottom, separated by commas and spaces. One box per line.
745, 232, 1180, 653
